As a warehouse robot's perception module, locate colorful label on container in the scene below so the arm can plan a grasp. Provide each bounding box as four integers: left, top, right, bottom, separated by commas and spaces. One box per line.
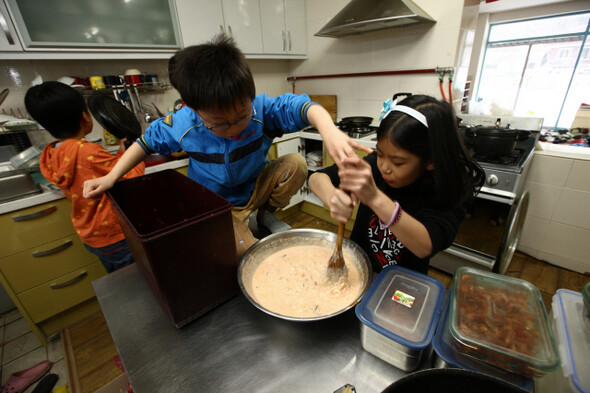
392, 290, 414, 308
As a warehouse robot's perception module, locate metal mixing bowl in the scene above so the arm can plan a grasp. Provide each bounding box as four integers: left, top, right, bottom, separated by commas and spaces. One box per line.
238, 228, 373, 321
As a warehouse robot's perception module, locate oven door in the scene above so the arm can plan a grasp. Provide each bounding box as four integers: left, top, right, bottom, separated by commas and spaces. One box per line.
430, 190, 530, 275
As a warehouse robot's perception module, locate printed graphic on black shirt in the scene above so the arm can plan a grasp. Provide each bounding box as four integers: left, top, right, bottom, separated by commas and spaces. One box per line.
367, 214, 405, 268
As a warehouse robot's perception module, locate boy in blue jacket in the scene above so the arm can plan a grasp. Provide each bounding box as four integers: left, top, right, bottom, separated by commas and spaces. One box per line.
84, 34, 371, 257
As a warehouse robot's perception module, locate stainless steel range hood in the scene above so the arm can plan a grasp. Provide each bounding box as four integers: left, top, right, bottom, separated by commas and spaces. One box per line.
315, 0, 435, 38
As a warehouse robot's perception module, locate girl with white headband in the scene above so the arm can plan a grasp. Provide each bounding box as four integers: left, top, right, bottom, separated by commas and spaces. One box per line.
309, 94, 485, 274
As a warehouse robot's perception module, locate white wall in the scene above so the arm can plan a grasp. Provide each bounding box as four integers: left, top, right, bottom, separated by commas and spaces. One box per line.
519, 151, 590, 274
286, 0, 465, 121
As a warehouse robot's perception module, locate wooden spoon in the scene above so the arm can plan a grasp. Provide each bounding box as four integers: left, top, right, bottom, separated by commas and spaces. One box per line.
327, 221, 348, 282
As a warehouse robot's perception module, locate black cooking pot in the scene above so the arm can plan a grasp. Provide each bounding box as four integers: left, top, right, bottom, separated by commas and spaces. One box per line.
88, 95, 141, 148
339, 116, 373, 129
467, 126, 530, 156
381, 368, 529, 393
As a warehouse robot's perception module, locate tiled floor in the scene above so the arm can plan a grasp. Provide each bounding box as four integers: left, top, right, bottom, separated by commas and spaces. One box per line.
0, 308, 69, 392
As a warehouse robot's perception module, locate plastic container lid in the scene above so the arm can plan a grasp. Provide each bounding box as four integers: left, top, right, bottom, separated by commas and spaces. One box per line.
432, 287, 534, 392
449, 267, 560, 377
355, 265, 444, 350
552, 289, 590, 393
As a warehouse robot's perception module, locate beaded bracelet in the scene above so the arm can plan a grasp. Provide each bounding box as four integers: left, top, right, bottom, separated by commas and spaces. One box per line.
379, 202, 402, 229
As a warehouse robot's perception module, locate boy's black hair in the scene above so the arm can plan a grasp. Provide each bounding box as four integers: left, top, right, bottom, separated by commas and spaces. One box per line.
377, 95, 485, 208
168, 53, 178, 90
171, 34, 255, 111
25, 81, 87, 140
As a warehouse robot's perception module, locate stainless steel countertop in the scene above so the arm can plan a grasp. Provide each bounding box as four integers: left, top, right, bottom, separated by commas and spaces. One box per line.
0, 159, 189, 215
93, 264, 415, 393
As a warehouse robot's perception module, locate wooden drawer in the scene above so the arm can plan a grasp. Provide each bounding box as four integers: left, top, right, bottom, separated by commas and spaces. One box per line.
0, 198, 73, 259
18, 261, 107, 323
39, 298, 101, 339
0, 235, 101, 293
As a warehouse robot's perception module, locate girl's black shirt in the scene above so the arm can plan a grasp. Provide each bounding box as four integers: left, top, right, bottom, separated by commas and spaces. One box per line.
319, 152, 467, 274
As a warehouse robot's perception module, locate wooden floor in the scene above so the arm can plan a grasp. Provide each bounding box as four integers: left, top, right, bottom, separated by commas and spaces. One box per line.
63, 210, 588, 392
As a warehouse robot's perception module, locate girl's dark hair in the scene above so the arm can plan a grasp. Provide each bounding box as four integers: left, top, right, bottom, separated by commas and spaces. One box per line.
172, 34, 255, 111
377, 94, 485, 208
24, 81, 87, 140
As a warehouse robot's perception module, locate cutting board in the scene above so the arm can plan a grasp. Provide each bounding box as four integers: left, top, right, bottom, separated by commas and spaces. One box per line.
310, 95, 337, 122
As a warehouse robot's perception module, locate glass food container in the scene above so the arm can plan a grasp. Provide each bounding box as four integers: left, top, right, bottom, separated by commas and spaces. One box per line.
449, 267, 560, 377
355, 265, 445, 372
432, 287, 534, 392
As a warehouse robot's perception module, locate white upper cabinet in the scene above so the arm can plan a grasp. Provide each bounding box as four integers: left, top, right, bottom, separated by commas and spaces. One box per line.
220, 0, 264, 54
176, 0, 263, 54
175, 0, 225, 47
0, 1, 23, 51
176, 0, 306, 58
260, 0, 306, 56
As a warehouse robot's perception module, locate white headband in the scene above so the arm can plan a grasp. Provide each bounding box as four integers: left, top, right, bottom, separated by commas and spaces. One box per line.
379, 98, 428, 128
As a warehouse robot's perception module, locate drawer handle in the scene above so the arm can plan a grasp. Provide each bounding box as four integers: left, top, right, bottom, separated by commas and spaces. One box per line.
50, 271, 87, 289
32, 240, 73, 257
13, 206, 58, 222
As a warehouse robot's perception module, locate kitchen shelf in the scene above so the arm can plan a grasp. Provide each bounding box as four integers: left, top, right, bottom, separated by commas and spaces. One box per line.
79, 82, 173, 97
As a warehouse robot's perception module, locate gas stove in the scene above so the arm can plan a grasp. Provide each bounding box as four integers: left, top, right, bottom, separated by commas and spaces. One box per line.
341, 125, 377, 139
458, 114, 543, 202
302, 124, 377, 139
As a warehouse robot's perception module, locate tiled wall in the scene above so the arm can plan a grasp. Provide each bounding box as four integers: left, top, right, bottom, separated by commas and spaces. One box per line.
519, 152, 590, 274
0, 58, 290, 142
289, 0, 466, 120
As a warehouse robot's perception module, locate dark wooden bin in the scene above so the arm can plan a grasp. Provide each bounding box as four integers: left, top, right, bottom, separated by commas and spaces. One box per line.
107, 169, 238, 328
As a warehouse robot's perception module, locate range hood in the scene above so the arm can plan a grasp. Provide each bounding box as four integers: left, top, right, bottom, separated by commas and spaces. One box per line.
315, 0, 436, 38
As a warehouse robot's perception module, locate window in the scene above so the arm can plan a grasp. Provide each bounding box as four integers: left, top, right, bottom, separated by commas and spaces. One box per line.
475, 12, 590, 129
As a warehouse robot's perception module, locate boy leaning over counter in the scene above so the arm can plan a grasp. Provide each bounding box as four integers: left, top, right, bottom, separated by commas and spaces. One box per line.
83, 34, 371, 258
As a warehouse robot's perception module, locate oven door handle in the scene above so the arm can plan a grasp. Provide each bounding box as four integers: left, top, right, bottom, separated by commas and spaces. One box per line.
443, 243, 496, 270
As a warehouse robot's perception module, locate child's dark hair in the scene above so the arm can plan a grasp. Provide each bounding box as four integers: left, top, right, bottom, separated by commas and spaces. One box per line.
377, 94, 485, 208
171, 34, 255, 111
25, 81, 87, 140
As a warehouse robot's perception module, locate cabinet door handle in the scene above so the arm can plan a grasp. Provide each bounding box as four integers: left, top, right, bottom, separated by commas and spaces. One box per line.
0, 10, 15, 45
287, 31, 292, 51
32, 240, 73, 257
12, 206, 57, 222
282, 31, 286, 52
50, 271, 87, 289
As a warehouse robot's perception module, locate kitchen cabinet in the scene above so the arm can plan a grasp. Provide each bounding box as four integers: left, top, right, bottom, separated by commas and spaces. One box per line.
276, 137, 306, 209
259, 0, 307, 55
175, 0, 306, 58
176, 0, 263, 54
0, 198, 106, 345
0, 0, 22, 51
5, 0, 180, 50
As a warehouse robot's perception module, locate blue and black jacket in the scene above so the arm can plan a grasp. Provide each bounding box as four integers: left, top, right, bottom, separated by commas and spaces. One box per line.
137, 93, 316, 206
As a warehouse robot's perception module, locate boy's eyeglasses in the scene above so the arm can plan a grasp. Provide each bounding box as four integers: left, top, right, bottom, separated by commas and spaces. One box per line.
201, 105, 256, 132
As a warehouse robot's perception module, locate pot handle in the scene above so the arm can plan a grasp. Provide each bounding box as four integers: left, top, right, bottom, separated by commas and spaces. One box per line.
393, 92, 412, 101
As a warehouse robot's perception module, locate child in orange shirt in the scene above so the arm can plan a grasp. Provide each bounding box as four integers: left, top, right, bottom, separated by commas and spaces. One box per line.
25, 81, 145, 273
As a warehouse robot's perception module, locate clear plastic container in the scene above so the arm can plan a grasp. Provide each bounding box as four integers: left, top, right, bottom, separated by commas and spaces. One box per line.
355, 265, 445, 371
552, 289, 590, 393
449, 267, 560, 377
583, 282, 590, 332
432, 287, 534, 392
